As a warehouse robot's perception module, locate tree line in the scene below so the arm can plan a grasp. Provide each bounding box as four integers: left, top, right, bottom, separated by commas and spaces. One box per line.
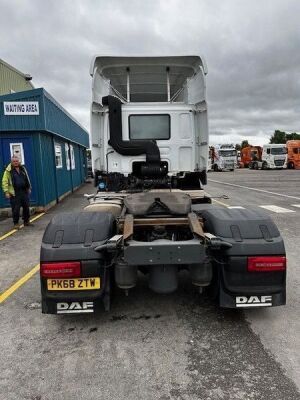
235, 130, 300, 150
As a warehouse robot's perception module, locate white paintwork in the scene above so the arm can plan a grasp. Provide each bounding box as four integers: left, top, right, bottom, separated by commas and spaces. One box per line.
261, 144, 287, 169
259, 205, 295, 213
90, 56, 208, 176
209, 144, 237, 171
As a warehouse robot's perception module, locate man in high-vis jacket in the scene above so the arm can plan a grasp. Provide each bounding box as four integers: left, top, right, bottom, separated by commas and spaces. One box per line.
2, 156, 33, 228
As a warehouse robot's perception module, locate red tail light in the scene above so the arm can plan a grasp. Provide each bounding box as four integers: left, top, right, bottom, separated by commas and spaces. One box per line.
247, 256, 286, 272
41, 262, 81, 278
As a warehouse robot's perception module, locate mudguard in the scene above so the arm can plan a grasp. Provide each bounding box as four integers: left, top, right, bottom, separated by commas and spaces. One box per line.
200, 206, 286, 308
40, 212, 116, 314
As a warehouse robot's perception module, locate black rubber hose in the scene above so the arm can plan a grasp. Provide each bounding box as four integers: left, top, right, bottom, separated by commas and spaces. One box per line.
102, 95, 161, 164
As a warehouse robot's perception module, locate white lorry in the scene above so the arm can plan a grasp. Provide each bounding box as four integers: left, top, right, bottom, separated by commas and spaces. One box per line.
40, 56, 287, 314
249, 144, 287, 170
90, 55, 209, 189
209, 144, 237, 171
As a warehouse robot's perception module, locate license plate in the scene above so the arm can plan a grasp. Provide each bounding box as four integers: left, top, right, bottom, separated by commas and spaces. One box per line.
47, 277, 100, 291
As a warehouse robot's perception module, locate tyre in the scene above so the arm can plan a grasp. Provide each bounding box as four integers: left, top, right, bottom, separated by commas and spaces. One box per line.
213, 164, 219, 172
253, 162, 258, 170
288, 162, 294, 169
262, 162, 267, 170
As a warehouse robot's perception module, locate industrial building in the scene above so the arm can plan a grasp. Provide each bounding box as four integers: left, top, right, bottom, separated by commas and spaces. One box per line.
0, 88, 89, 211
0, 58, 34, 95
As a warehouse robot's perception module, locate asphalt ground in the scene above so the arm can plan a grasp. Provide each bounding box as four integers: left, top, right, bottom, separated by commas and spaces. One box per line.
0, 171, 299, 400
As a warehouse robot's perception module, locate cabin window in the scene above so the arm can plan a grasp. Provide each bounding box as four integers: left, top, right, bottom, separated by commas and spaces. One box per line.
293, 148, 300, 154
129, 114, 170, 140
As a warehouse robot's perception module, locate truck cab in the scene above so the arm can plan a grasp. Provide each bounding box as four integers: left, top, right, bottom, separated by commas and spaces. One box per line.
209, 144, 237, 171
90, 56, 209, 191
241, 146, 262, 168
286, 140, 300, 169
262, 144, 287, 169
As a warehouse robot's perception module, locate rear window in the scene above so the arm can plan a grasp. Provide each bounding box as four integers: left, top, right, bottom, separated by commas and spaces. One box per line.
129, 114, 170, 140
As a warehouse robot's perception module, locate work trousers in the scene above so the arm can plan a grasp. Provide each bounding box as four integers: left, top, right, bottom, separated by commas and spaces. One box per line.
10, 190, 30, 224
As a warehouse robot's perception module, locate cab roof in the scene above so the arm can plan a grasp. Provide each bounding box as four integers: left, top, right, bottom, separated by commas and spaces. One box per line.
90, 55, 207, 102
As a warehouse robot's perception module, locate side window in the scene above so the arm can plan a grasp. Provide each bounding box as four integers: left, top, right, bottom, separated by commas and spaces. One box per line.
65, 143, 71, 170
267, 148, 270, 154
10, 142, 25, 164
54, 144, 63, 168
70, 144, 76, 170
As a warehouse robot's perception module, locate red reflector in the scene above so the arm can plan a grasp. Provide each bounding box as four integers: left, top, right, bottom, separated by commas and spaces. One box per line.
41, 262, 81, 278
247, 256, 286, 272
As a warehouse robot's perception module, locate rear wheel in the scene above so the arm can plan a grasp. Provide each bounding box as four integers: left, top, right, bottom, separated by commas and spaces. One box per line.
253, 162, 258, 170
213, 164, 219, 172
288, 162, 294, 169
262, 161, 268, 170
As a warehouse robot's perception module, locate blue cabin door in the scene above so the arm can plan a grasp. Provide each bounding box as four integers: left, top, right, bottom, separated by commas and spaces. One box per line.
1, 136, 37, 204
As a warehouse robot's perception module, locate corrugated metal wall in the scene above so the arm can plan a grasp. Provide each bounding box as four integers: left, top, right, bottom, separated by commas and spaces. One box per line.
36, 134, 57, 206
0, 60, 33, 95
43, 93, 89, 147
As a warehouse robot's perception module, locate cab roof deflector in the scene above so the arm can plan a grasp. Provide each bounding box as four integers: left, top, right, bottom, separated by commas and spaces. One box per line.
90, 55, 207, 103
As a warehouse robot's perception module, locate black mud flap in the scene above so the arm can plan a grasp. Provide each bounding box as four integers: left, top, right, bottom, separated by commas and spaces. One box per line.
219, 280, 286, 309
42, 297, 105, 315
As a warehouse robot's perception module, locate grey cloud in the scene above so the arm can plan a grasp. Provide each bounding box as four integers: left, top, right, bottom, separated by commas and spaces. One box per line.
0, 0, 299, 145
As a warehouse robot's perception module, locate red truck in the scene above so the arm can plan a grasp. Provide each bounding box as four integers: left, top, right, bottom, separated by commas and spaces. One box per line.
240, 146, 262, 168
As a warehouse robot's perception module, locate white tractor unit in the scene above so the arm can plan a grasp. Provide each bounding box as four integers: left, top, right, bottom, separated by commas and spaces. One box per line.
209, 144, 237, 171
40, 56, 286, 314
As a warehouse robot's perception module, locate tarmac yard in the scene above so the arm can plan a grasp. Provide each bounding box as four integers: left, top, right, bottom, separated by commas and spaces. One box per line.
0, 170, 300, 400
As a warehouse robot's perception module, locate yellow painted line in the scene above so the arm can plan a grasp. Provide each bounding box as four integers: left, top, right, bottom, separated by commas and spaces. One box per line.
0, 228, 18, 241
212, 198, 230, 208
204, 191, 229, 208
0, 263, 40, 304
0, 212, 45, 242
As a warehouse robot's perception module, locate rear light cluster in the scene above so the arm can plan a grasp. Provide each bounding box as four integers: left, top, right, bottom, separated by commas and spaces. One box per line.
247, 256, 286, 272
41, 262, 81, 278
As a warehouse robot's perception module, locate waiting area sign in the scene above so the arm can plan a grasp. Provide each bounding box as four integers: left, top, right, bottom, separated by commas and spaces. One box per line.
3, 101, 39, 115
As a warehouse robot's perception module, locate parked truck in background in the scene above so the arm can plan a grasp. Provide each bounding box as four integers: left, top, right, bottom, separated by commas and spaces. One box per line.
209, 144, 236, 171
40, 55, 286, 315
240, 146, 262, 168
249, 144, 287, 170
286, 140, 300, 169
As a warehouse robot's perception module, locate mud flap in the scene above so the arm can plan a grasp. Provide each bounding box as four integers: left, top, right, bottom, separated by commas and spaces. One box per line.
42, 297, 105, 315
219, 280, 286, 308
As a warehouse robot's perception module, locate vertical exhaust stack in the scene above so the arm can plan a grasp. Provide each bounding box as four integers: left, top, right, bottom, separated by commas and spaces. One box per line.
102, 95, 166, 177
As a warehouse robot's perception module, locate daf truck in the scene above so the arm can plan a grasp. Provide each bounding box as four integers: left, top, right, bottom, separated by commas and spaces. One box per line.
249, 144, 287, 169
40, 56, 286, 314
209, 144, 236, 171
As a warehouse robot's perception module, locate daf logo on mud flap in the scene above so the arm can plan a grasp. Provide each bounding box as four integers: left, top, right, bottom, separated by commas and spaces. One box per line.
56, 302, 94, 314
235, 295, 272, 308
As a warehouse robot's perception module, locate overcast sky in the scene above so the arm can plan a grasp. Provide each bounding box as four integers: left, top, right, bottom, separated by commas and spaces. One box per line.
1, 0, 299, 145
